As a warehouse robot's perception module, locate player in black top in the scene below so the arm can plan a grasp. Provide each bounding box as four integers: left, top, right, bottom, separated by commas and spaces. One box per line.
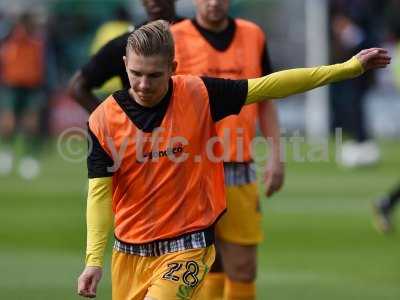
68, 0, 183, 113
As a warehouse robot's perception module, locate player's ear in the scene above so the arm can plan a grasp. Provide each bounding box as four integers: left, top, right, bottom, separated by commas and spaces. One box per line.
172, 60, 178, 74
123, 56, 127, 67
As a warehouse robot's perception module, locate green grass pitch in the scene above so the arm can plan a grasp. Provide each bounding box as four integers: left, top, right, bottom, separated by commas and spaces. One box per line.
0, 140, 399, 299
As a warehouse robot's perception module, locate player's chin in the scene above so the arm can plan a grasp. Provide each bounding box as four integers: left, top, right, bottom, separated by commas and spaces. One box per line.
138, 94, 155, 102
208, 12, 225, 23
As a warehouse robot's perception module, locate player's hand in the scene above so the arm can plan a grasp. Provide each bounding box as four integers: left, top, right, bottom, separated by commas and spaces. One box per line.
355, 48, 391, 71
264, 158, 284, 197
77, 266, 103, 298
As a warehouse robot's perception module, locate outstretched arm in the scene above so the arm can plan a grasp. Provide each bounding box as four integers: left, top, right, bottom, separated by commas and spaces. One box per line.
246, 48, 390, 104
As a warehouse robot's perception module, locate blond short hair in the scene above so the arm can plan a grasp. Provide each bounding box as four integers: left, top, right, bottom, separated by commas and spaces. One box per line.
126, 20, 175, 63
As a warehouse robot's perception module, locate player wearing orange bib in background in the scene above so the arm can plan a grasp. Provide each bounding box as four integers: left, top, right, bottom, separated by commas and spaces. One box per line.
75, 20, 390, 300
0, 12, 46, 180
172, 1, 283, 298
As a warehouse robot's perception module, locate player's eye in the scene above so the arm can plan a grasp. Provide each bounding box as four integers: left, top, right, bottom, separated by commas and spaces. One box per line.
130, 70, 141, 77
149, 73, 162, 78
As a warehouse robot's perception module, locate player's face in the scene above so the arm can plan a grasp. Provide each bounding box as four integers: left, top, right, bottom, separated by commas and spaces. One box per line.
124, 51, 177, 106
195, 0, 229, 24
142, 0, 175, 21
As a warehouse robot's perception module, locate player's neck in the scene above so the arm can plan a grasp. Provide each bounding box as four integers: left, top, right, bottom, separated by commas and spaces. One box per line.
195, 15, 229, 33
149, 11, 177, 23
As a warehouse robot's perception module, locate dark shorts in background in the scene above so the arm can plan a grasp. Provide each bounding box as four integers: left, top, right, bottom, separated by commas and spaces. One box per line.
0, 86, 45, 115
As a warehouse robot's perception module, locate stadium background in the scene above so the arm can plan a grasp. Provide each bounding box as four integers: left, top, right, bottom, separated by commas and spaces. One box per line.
0, 0, 399, 299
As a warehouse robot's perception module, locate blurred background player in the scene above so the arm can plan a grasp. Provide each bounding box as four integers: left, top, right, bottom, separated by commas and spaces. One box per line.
329, 0, 384, 167
172, 0, 284, 299
68, 0, 183, 113
0, 11, 47, 179
89, 5, 132, 96
90, 5, 132, 54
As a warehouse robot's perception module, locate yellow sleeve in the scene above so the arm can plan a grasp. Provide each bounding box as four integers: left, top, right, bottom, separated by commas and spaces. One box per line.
246, 56, 364, 104
85, 177, 113, 267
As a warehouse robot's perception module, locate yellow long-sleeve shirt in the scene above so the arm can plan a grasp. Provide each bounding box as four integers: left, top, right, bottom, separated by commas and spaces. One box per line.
85, 177, 113, 267
84, 56, 364, 267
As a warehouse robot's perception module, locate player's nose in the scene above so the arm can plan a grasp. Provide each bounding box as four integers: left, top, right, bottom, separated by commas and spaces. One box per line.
138, 77, 151, 91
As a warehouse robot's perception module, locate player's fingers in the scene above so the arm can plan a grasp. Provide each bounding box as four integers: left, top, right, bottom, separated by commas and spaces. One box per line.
266, 185, 273, 197
78, 285, 90, 297
266, 188, 273, 197
373, 53, 391, 60
356, 48, 385, 62
77, 276, 94, 298
274, 177, 284, 192
268, 176, 284, 197
359, 48, 377, 57
365, 49, 380, 60
267, 187, 276, 197
374, 48, 388, 54
265, 178, 278, 197
377, 59, 391, 66
88, 276, 99, 298
373, 53, 392, 60
77, 277, 87, 294
361, 48, 374, 55
78, 286, 96, 298
368, 51, 391, 63
78, 288, 90, 297
372, 56, 390, 65
361, 53, 391, 70
364, 48, 387, 55
264, 176, 273, 197
371, 59, 391, 68
267, 186, 279, 197
78, 291, 91, 298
